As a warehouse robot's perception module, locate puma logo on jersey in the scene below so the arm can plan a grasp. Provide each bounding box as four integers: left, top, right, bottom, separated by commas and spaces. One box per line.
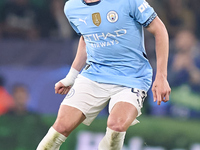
138, 1, 150, 13
79, 17, 87, 25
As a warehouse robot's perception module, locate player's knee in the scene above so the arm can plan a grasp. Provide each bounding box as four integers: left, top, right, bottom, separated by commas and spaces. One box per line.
107, 118, 127, 132
53, 119, 74, 137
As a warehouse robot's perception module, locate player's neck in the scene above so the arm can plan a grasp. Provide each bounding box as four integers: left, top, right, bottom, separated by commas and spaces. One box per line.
84, 0, 100, 3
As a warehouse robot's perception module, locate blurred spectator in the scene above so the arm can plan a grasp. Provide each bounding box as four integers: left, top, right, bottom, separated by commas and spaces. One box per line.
50, 0, 74, 39
168, 30, 200, 118
0, 75, 14, 116
8, 83, 30, 115
32, 0, 58, 38
0, 83, 49, 150
169, 29, 200, 92
188, 0, 200, 38
0, 0, 40, 40
0, 0, 74, 40
160, 0, 196, 38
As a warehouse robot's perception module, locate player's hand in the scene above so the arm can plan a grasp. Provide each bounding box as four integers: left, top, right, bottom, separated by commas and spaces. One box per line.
152, 74, 171, 105
55, 82, 71, 95
54, 67, 79, 95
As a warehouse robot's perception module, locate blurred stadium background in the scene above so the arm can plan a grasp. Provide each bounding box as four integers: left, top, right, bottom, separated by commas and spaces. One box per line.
0, 0, 200, 149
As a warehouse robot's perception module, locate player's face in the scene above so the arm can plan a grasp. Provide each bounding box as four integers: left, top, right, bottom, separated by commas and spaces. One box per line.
84, 0, 100, 3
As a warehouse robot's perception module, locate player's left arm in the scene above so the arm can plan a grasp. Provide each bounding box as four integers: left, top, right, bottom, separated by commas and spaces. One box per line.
146, 16, 171, 105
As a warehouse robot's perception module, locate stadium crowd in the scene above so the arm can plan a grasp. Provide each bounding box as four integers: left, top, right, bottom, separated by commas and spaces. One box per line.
0, 0, 75, 40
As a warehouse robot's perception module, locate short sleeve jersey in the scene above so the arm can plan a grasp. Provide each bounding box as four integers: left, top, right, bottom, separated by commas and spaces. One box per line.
64, 0, 157, 91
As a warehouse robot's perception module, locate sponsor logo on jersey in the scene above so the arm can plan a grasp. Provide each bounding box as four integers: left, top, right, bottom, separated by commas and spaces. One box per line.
84, 29, 126, 41
138, 1, 150, 13
84, 29, 127, 48
107, 11, 118, 23
90, 40, 119, 48
92, 13, 101, 26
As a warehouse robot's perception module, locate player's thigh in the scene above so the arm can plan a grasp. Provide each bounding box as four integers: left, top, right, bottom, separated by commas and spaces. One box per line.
107, 88, 147, 131
107, 101, 138, 132
53, 105, 86, 136
61, 75, 110, 126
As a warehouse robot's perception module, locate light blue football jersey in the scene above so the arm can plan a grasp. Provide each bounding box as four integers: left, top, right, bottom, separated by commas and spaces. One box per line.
64, 0, 157, 91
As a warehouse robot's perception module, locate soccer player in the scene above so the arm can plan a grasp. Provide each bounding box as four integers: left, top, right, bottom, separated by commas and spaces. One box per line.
37, 0, 171, 149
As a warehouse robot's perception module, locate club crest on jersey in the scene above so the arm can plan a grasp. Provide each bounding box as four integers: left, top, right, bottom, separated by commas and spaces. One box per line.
92, 13, 101, 26
107, 11, 118, 23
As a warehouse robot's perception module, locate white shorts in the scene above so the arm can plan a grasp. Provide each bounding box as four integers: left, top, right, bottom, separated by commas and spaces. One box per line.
61, 75, 147, 126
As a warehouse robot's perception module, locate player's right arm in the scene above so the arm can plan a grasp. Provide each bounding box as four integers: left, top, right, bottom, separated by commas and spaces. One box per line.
71, 36, 87, 72
55, 36, 87, 95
